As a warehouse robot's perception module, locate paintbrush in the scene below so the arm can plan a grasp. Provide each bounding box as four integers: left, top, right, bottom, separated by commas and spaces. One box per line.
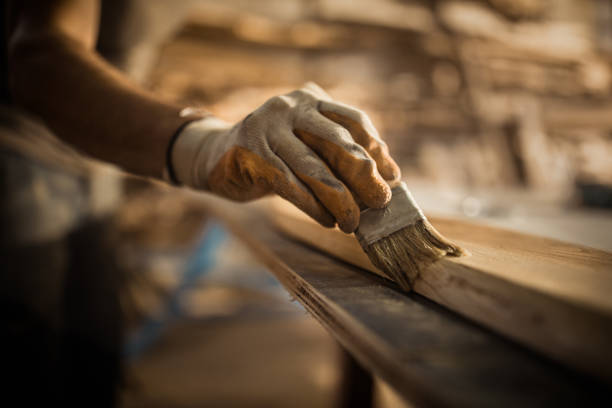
355, 182, 465, 290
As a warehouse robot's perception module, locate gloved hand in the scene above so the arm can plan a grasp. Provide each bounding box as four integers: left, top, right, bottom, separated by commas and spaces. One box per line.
170, 82, 401, 233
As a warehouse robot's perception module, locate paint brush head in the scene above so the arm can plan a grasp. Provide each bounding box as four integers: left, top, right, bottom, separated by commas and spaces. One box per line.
356, 183, 465, 291
362, 219, 464, 290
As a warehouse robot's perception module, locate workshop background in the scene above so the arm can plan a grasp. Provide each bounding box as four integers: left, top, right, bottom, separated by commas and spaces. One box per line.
97, 1, 612, 407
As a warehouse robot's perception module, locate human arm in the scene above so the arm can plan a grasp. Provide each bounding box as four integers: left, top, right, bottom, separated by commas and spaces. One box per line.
7, 0, 201, 177
8, 0, 402, 232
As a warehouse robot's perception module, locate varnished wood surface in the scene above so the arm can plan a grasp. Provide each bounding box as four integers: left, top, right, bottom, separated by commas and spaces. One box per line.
191, 192, 610, 407
270, 197, 612, 383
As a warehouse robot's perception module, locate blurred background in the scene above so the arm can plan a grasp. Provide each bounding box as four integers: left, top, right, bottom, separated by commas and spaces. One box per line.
100, 0, 612, 250
92, 1, 612, 406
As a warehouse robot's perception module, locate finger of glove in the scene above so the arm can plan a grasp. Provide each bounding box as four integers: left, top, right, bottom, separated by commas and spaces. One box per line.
267, 154, 338, 229
294, 110, 392, 209
318, 100, 401, 184
206, 146, 335, 228
274, 133, 360, 233
300, 82, 332, 101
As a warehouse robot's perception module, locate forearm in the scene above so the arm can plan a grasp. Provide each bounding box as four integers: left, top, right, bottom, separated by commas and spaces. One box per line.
9, 31, 195, 177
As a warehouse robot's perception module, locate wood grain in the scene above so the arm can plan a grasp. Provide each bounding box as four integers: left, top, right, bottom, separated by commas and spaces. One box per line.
269, 197, 612, 383
191, 192, 609, 407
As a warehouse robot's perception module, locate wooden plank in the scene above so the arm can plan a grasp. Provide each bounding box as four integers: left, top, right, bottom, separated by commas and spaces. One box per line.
268, 197, 612, 383
191, 192, 609, 407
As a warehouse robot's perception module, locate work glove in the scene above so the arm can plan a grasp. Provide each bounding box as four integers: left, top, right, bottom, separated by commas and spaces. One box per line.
170, 82, 401, 233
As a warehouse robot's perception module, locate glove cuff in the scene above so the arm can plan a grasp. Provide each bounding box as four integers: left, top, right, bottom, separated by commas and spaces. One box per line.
169, 115, 231, 188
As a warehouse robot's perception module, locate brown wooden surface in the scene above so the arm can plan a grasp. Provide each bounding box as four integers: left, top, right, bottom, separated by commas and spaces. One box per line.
190, 192, 610, 407
270, 197, 612, 383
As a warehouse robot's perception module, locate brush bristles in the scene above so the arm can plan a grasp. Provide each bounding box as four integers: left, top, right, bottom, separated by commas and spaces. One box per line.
363, 219, 465, 291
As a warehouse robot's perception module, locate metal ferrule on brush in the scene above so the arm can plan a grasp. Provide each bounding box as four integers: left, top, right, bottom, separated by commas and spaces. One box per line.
355, 182, 425, 247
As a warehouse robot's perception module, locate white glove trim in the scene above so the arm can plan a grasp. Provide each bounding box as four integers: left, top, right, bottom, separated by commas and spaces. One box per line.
171, 116, 231, 187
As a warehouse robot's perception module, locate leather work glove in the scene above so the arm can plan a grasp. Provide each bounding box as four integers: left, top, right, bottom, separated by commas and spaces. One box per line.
170, 82, 401, 233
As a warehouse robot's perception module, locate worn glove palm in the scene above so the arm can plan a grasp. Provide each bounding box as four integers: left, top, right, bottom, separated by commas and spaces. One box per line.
171, 83, 400, 233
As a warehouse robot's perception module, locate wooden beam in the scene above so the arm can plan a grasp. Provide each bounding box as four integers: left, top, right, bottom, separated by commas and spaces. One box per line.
269, 197, 612, 383
191, 192, 609, 407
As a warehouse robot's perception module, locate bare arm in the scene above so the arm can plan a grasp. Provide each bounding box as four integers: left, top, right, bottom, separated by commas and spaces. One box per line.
7, 0, 199, 177
7, 0, 402, 232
